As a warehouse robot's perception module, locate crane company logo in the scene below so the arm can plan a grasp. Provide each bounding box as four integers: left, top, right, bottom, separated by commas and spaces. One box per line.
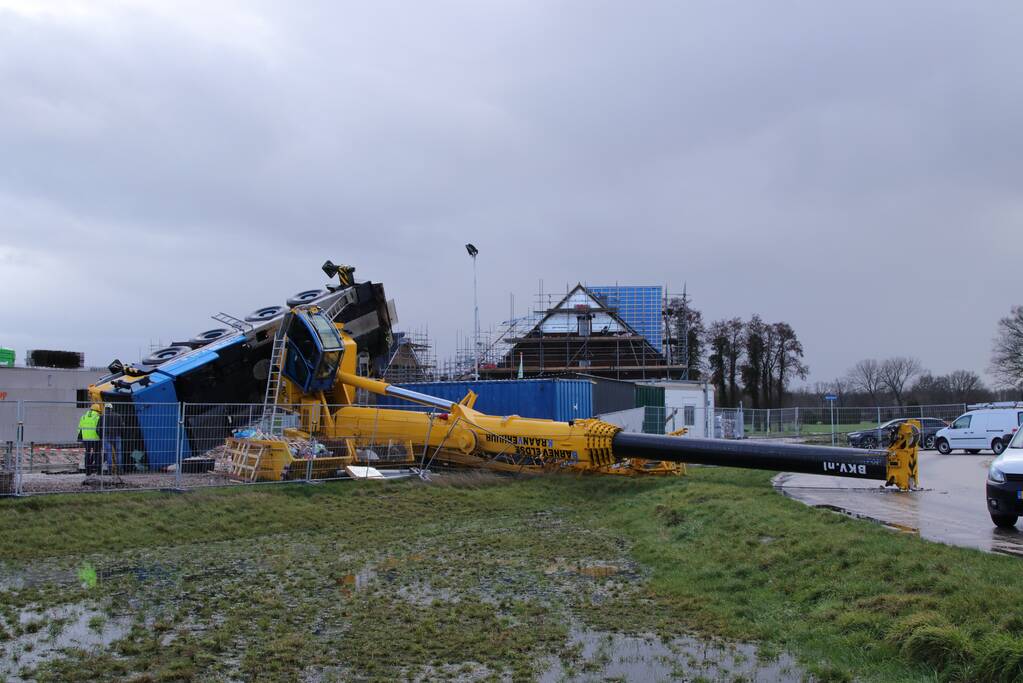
823, 462, 867, 475
484, 434, 554, 448
0, 392, 6, 401
484, 433, 573, 459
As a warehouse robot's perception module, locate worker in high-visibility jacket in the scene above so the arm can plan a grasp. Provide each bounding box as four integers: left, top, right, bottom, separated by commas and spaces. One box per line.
78, 404, 102, 475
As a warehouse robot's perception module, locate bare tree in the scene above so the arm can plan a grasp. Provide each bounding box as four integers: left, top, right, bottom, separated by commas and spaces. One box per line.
991, 306, 1023, 389
846, 359, 885, 404
880, 356, 923, 406
707, 319, 748, 408
707, 318, 745, 406
741, 316, 767, 409
911, 373, 951, 404
723, 318, 745, 404
772, 322, 808, 406
947, 369, 985, 403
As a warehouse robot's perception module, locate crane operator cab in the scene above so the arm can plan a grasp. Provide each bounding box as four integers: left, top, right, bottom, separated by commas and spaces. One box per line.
282, 309, 344, 393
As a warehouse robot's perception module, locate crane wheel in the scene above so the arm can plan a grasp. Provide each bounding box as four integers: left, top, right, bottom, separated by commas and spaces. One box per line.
287, 289, 327, 307
143, 346, 191, 366
190, 328, 231, 346
245, 305, 285, 322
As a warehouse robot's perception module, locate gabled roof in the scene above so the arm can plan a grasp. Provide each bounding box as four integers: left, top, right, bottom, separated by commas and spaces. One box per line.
531, 284, 642, 336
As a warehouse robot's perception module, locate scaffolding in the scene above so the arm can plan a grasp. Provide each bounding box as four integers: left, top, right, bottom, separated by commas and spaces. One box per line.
440, 282, 702, 381
381, 329, 436, 384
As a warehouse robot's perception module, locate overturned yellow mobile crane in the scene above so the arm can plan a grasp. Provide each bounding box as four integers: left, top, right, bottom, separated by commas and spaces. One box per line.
224, 265, 920, 490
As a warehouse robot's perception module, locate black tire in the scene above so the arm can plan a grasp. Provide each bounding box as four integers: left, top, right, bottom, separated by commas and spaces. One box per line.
967, 449, 981, 455
936, 438, 951, 455
143, 346, 191, 366
924, 435, 936, 450
991, 512, 1018, 529
244, 305, 285, 322
189, 328, 231, 346
286, 289, 326, 307
993, 439, 1006, 456
863, 437, 878, 450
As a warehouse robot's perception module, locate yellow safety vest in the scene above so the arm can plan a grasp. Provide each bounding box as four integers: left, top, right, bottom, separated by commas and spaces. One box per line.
79, 411, 100, 441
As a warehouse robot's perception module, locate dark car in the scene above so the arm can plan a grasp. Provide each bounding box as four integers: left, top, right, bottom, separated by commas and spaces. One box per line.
847, 417, 948, 450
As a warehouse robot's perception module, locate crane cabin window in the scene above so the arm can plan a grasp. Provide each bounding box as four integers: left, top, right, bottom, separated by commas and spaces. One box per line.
309, 315, 343, 350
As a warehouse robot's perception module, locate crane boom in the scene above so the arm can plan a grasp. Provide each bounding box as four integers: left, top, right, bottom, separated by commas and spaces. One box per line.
235, 303, 919, 489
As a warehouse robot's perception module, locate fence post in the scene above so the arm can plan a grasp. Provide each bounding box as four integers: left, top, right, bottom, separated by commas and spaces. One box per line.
830, 401, 835, 446
877, 407, 882, 445
175, 403, 184, 490
305, 440, 315, 483
15, 401, 24, 496
98, 405, 105, 493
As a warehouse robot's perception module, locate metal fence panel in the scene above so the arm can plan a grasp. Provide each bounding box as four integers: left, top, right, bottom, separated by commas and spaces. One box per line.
737, 404, 969, 441
19, 401, 185, 494
0, 401, 18, 495
0, 399, 989, 497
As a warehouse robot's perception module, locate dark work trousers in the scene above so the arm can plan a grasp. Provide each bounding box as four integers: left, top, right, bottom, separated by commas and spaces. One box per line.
84, 440, 101, 475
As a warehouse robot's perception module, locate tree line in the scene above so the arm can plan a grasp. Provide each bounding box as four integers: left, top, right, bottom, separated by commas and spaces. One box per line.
675, 305, 809, 409
797, 358, 997, 408
797, 305, 1023, 408
678, 302, 1023, 409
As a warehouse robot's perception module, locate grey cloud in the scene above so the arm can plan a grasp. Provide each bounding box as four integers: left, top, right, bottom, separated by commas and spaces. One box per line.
1, 0, 1021, 384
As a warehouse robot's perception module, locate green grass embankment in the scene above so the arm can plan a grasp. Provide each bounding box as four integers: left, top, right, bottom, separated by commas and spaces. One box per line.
1, 470, 1022, 681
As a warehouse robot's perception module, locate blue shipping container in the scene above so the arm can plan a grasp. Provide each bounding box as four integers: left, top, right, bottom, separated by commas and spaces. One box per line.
375, 379, 593, 422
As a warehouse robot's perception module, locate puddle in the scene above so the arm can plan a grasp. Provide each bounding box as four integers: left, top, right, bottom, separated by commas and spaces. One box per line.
577, 565, 621, 578
540, 627, 804, 682
98, 562, 176, 587
814, 504, 920, 535
1, 603, 132, 681
544, 559, 636, 579
774, 452, 1023, 557
396, 581, 456, 606
338, 567, 377, 591
0, 563, 78, 592
0, 560, 177, 594
337, 554, 428, 594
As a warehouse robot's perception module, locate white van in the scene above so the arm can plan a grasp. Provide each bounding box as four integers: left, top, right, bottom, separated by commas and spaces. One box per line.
935, 408, 1023, 455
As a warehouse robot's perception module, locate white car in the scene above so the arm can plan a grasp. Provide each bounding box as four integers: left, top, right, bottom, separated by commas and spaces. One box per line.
986, 429, 1023, 528
935, 408, 1023, 455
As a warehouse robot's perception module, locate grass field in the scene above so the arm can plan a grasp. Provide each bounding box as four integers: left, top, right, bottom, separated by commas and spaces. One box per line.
745, 422, 880, 438
2, 470, 1023, 681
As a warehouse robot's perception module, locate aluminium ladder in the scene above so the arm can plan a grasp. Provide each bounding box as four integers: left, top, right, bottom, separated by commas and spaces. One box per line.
260, 323, 289, 435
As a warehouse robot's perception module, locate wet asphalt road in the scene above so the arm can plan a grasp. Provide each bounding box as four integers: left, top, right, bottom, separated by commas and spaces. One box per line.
774, 450, 1023, 557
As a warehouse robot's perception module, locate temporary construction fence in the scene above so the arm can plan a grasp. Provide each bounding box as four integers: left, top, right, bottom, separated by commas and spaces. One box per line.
0, 400, 442, 497
716, 403, 971, 443
0, 399, 977, 497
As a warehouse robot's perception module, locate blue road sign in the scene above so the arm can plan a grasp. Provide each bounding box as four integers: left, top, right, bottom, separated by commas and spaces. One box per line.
824, 394, 838, 401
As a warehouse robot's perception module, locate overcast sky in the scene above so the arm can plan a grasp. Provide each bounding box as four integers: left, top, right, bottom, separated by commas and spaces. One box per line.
1, 0, 1021, 386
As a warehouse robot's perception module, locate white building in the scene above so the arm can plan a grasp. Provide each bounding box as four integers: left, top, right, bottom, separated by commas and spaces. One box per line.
0, 366, 107, 404
599, 379, 717, 438
0, 366, 108, 444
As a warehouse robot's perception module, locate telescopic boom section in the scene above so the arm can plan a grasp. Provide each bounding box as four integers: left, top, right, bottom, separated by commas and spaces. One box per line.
338, 371, 455, 410
612, 433, 887, 480
332, 366, 919, 490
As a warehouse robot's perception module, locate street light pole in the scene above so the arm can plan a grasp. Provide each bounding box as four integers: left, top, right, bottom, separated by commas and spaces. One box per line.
465, 244, 480, 380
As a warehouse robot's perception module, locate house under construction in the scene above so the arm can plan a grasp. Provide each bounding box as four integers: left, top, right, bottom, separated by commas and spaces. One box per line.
477, 284, 688, 381
381, 330, 435, 384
